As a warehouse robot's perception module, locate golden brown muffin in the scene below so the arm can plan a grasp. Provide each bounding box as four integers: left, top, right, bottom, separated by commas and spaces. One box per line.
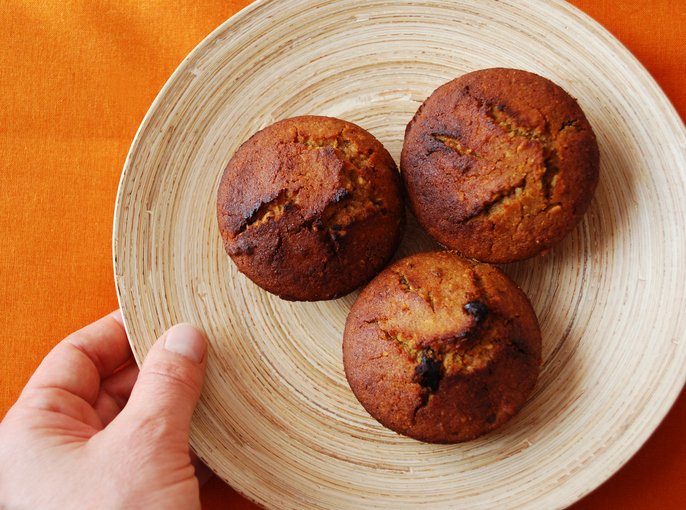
217, 116, 405, 301
401, 68, 600, 263
343, 250, 541, 444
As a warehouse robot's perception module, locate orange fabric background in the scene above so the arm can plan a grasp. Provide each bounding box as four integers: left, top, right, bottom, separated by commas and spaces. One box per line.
0, 0, 683, 508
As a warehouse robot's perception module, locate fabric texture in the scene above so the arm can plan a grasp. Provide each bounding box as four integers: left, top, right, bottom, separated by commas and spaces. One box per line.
0, 1, 683, 508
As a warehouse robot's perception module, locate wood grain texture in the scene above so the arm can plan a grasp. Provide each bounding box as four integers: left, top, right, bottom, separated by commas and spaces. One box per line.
113, 0, 686, 508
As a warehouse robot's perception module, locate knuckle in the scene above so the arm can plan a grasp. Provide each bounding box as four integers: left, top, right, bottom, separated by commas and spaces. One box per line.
143, 355, 203, 394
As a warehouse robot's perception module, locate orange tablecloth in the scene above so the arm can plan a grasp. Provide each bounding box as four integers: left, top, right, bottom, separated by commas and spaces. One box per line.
1, 1, 684, 508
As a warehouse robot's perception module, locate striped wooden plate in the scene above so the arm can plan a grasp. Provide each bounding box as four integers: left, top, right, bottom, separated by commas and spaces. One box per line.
113, 0, 686, 508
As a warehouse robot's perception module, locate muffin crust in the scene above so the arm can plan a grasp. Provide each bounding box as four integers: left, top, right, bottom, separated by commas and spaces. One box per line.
401, 68, 600, 263
343, 251, 541, 443
217, 116, 405, 301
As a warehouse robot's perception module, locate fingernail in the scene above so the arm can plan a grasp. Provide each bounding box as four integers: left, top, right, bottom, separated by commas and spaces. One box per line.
164, 324, 206, 364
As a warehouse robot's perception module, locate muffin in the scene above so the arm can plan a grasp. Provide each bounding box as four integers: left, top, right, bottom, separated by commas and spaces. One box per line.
217, 116, 405, 301
401, 68, 600, 263
343, 250, 541, 444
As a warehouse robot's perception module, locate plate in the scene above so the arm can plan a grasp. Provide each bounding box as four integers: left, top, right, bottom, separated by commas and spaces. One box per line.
113, 0, 686, 508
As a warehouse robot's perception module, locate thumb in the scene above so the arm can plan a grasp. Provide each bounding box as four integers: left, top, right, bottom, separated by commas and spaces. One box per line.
120, 323, 207, 439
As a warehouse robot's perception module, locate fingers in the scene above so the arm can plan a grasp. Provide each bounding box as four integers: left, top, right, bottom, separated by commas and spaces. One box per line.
93, 361, 140, 426
190, 450, 214, 488
117, 323, 207, 441
66, 310, 132, 378
23, 311, 133, 407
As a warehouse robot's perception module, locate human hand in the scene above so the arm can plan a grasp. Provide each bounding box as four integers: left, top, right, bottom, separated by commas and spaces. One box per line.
0, 310, 210, 510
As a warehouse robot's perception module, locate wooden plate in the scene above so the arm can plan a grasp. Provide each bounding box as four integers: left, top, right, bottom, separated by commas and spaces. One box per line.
113, 0, 686, 508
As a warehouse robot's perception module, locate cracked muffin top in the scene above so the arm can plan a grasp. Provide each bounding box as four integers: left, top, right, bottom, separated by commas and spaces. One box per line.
217, 116, 405, 301
342, 250, 541, 444
401, 68, 600, 263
